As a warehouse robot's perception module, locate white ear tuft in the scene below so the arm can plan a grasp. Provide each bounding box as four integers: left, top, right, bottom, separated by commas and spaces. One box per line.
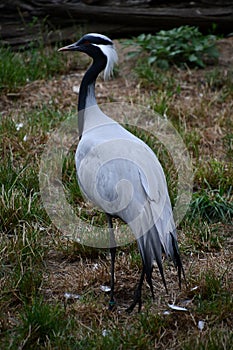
98, 44, 118, 80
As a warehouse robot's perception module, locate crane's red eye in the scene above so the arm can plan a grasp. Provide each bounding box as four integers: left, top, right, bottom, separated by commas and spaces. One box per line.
84, 40, 90, 45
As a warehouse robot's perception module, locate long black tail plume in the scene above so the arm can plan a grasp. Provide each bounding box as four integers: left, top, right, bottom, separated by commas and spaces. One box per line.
137, 227, 168, 295
170, 233, 186, 288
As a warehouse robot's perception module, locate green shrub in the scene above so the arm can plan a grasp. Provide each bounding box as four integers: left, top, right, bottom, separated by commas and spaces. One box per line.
124, 26, 219, 69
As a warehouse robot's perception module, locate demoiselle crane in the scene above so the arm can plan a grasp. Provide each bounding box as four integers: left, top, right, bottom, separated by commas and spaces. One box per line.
58, 33, 185, 312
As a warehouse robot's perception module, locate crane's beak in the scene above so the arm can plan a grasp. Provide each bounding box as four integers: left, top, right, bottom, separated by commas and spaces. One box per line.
58, 43, 78, 52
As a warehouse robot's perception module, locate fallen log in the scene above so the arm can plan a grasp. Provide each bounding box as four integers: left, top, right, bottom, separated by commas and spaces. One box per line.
1, 0, 233, 48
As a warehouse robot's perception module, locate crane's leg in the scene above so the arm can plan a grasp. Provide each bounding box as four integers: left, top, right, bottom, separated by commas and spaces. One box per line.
126, 266, 145, 313
107, 215, 116, 310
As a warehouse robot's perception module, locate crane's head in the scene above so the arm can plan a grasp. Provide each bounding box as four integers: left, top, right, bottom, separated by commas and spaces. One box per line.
58, 33, 118, 80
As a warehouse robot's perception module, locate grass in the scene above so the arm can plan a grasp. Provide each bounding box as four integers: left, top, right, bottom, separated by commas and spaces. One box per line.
0, 42, 88, 92
182, 219, 226, 252
189, 189, 233, 223
0, 30, 233, 349
205, 67, 233, 93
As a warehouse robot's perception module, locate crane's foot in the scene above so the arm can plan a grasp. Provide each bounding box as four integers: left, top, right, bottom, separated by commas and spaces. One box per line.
126, 289, 142, 313
126, 267, 145, 313
108, 300, 117, 311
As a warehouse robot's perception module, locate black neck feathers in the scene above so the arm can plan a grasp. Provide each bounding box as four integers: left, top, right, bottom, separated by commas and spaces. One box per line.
78, 49, 107, 138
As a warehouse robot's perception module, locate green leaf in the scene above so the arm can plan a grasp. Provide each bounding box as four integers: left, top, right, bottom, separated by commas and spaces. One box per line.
189, 54, 198, 62
148, 56, 157, 65
157, 59, 170, 70
127, 51, 140, 58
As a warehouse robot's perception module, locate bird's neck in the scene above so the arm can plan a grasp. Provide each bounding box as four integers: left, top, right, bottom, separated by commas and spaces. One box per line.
78, 57, 106, 138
